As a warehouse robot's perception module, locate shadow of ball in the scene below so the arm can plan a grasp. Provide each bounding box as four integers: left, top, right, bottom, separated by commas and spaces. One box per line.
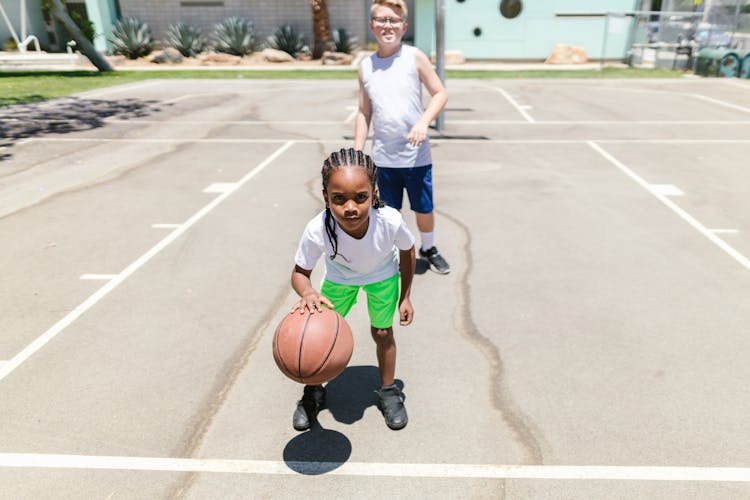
283, 426, 352, 475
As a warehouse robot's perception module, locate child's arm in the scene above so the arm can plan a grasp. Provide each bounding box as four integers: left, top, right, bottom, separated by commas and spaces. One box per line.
407, 49, 449, 147
354, 67, 372, 151
398, 246, 416, 326
291, 264, 333, 314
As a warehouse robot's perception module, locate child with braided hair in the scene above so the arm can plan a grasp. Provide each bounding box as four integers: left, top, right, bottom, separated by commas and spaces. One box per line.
290, 147, 416, 431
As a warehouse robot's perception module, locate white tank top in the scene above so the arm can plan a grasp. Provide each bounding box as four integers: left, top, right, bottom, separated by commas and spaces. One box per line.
360, 44, 432, 168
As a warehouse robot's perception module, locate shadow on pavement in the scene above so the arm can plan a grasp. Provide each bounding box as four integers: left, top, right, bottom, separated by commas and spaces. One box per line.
325, 365, 404, 424
0, 96, 162, 161
283, 423, 352, 475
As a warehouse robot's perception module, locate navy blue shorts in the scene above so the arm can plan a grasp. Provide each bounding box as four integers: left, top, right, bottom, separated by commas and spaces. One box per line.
376, 164, 433, 213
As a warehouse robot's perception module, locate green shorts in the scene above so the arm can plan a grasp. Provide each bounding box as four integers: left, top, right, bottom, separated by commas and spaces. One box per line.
321, 273, 399, 329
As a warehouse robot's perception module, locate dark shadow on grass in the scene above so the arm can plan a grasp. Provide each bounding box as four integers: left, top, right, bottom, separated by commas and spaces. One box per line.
0, 96, 162, 161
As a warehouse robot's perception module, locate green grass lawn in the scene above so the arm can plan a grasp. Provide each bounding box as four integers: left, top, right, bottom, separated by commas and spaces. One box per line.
0, 67, 685, 107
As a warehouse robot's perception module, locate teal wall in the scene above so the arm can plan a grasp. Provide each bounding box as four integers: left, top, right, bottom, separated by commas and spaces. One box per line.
415, 0, 638, 60
85, 0, 118, 51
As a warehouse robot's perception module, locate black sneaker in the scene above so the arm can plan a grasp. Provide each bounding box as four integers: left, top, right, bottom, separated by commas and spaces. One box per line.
419, 246, 450, 274
292, 385, 326, 431
375, 385, 408, 430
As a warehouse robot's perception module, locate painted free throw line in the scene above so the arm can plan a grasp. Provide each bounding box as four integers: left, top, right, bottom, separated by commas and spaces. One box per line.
1, 453, 750, 482
588, 141, 750, 271
0, 141, 294, 383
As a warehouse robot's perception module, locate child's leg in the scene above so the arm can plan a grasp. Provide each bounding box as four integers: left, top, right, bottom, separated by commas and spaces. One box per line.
370, 326, 396, 387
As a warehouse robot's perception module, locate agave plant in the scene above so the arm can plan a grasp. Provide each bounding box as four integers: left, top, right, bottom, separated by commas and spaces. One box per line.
109, 17, 153, 59
164, 22, 206, 57
266, 24, 307, 57
332, 28, 358, 54
213, 17, 255, 56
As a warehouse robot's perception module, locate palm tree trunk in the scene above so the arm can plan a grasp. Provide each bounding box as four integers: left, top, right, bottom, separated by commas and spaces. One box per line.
49, 0, 112, 71
311, 0, 334, 59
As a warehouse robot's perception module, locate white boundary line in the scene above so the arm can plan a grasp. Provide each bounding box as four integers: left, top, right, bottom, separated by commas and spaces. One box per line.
690, 93, 750, 114
1, 453, 750, 482
20, 137, 750, 145
0, 141, 294, 383
488, 86, 536, 123
79, 274, 118, 281
588, 141, 750, 271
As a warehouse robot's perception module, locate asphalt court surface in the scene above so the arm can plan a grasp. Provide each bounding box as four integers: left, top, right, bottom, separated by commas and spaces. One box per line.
1, 77, 750, 499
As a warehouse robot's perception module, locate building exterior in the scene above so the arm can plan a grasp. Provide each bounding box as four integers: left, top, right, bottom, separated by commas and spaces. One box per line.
3, 0, 668, 62
414, 0, 640, 60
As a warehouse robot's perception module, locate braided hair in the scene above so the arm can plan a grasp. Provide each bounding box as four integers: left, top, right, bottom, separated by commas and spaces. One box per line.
321, 148, 383, 261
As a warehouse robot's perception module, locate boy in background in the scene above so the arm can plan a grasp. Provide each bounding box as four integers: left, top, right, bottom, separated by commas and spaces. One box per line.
354, 0, 450, 274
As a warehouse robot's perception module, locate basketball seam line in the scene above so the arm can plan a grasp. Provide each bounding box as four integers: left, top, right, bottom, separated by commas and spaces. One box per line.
297, 313, 313, 380
307, 311, 339, 379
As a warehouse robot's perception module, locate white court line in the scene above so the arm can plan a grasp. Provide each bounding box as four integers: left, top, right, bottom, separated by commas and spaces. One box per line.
488, 86, 536, 123
690, 93, 750, 114
19, 137, 750, 145
152, 223, 181, 229
79, 274, 118, 281
710, 229, 740, 234
0, 141, 294, 383
588, 141, 750, 271
1, 453, 750, 482
344, 105, 358, 124
203, 182, 238, 194
75, 81, 160, 99
648, 184, 684, 197
103, 119, 346, 125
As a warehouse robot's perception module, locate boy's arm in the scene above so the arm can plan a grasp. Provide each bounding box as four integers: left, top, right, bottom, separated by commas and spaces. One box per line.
407, 49, 449, 147
354, 67, 372, 151
398, 246, 416, 326
291, 264, 333, 313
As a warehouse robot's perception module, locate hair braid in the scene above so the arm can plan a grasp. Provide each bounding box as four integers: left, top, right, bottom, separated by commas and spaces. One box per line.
320, 148, 381, 260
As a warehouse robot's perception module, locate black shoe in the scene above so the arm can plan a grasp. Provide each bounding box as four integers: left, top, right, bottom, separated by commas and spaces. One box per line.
292, 385, 326, 431
419, 246, 450, 274
375, 385, 408, 430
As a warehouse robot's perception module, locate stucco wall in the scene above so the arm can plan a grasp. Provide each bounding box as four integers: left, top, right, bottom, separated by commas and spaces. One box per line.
0, 0, 49, 51
415, 0, 639, 60
118, 0, 368, 50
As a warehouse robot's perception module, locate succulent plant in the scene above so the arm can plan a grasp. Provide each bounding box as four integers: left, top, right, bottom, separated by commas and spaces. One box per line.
332, 28, 358, 54
213, 17, 255, 56
165, 22, 206, 57
109, 17, 153, 59
267, 24, 307, 57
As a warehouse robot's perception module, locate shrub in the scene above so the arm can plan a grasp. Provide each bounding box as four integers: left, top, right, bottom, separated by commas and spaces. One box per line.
267, 24, 307, 57
332, 28, 358, 54
165, 22, 206, 57
213, 17, 255, 56
70, 11, 96, 43
109, 17, 153, 59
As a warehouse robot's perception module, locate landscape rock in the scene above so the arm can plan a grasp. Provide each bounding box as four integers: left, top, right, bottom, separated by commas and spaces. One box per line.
262, 48, 295, 63
321, 51, 354, 65
149, 47, 184, 64
545, 44, 588, 64
197, 52, 242, 65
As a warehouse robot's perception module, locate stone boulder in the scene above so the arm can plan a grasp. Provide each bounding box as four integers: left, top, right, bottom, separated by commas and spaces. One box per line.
321, 51, 354, 65
545, 44, 588, 64
148, 47, 183, 64
262, 48, 295, 63
197, 52, 242, 65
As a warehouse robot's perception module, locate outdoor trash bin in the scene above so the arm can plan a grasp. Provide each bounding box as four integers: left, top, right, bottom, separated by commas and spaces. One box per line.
694, 48, 740, 77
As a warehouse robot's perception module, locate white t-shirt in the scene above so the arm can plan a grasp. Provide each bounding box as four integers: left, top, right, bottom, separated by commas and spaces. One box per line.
295, 206, 415, 286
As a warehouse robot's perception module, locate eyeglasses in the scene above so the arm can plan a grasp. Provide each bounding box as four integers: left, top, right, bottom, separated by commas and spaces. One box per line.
371, 16, 404, 27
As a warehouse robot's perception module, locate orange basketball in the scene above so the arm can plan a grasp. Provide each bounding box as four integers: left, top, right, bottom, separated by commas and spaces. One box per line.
272, 307, 353, 385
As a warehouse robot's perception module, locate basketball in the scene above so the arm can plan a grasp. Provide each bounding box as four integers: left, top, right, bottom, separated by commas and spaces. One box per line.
272, 307, 354, 385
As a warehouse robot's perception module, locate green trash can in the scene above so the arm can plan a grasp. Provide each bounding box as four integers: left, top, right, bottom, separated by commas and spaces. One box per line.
694, 48, 741, 77
740, 52, 750, 79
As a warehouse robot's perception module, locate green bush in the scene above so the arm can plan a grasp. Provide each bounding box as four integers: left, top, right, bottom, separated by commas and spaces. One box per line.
267, 24, 307, 57
109, 17, 153, 59
70, 11, 96, 43
165, 22, 206, 57
332, 28, 358, 54
213, 17, 255, 56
